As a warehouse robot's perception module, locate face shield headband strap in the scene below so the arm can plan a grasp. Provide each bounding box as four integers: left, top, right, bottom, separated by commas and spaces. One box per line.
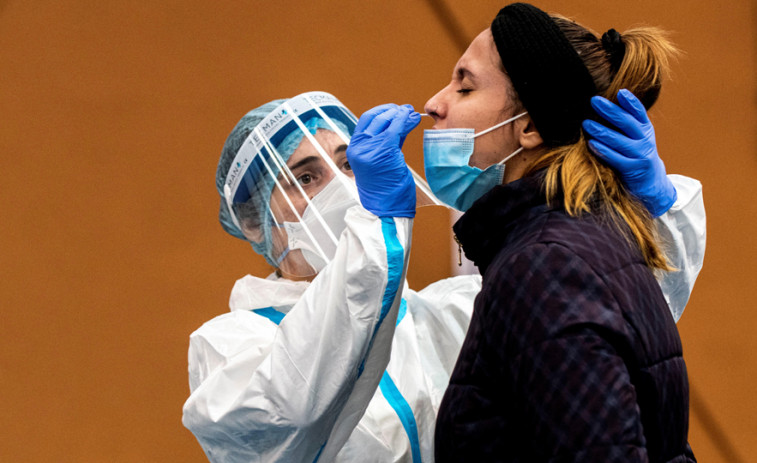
490, 2, 597, 146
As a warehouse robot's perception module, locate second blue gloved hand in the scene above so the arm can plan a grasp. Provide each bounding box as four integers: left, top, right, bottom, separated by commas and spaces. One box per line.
582, 89, 677, 218
347, 104, 421, 218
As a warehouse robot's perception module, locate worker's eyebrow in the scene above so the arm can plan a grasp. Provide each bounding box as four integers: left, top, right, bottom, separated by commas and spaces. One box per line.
285, 156, 320, 173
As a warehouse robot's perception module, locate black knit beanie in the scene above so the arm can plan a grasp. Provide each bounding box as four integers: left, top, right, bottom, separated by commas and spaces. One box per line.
491, 3, 597, 146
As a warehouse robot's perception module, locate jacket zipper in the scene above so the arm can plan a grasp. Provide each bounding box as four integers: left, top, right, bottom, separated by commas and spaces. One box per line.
453, 234, 463, 266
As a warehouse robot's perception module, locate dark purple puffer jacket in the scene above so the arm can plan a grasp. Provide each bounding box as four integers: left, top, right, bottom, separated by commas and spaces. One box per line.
435, 173, 695, 463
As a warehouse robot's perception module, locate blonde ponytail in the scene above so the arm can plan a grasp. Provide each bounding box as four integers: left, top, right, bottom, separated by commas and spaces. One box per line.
525, 18, 680, 271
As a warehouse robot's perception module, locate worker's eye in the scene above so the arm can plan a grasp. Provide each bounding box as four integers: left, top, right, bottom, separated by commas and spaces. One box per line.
297, 173, 313, 186
332, 149, 353, 175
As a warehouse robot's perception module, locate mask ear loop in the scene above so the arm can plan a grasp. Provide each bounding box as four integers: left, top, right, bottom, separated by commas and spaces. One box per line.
497, 146, 524, 165
472, 111, 528, 139
274, 246, 291, 266
471, 111, 528, 166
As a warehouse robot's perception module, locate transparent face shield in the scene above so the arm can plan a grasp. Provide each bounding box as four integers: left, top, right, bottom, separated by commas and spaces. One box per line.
224, 92, 443, 278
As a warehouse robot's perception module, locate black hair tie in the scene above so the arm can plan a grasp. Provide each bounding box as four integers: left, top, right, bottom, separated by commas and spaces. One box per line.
601, 29, 626, 74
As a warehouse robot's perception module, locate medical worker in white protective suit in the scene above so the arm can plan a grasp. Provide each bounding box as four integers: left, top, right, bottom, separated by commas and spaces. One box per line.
182, 91, 705, 463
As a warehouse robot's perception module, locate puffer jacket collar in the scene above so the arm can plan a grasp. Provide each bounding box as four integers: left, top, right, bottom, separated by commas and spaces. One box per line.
453, 172, 550, 275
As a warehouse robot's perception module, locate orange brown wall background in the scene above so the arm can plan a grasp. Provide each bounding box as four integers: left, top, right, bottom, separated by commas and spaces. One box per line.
1, 1, 755, 461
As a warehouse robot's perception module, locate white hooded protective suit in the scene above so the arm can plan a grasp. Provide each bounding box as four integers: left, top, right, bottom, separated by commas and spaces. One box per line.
183, 174, 705, 462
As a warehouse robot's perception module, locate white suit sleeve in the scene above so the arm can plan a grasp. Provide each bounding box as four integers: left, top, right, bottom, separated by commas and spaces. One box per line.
405, 275, 480, 384
654, 174, 706, 321
182, 207, 412, 463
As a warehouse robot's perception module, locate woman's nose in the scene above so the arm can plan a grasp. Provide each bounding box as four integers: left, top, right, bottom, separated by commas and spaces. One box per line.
424, 91, 445, 120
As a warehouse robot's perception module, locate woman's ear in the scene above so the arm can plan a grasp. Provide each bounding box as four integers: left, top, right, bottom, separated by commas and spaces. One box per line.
517, 115, 543, 149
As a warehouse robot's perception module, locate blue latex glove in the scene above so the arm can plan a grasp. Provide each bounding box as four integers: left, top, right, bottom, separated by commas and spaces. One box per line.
347, 104, 421, 218
582, 89, 677, 218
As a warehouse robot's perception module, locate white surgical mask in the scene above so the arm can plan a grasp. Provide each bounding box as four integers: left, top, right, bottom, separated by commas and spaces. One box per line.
282, 176, 359, 272
423, 112, 527, 211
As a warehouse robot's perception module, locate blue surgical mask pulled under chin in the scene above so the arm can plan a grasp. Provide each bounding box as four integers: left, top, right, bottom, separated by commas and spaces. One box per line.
423, 112, 528, 211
